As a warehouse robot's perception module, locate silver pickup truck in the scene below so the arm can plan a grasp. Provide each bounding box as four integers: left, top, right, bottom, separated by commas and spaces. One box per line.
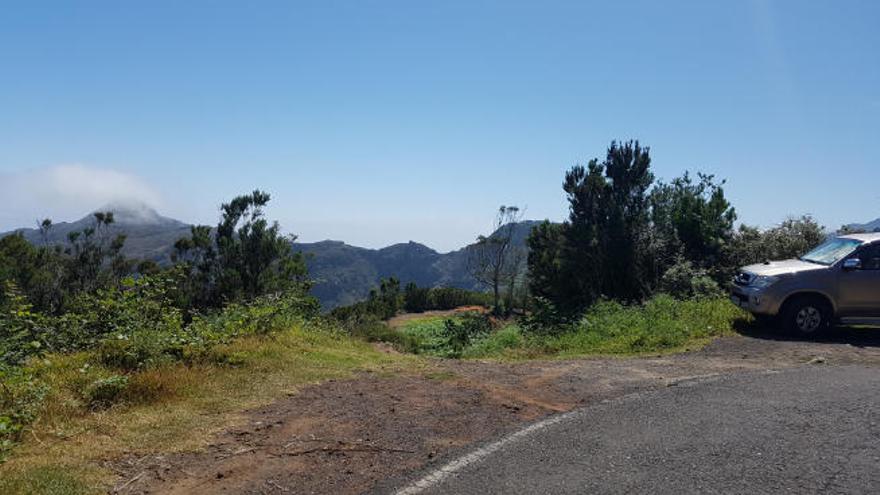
731, 233, 880, 335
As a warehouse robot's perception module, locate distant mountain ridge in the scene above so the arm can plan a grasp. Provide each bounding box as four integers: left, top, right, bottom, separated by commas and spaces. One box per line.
2, 201, 191, 263
292, 220, 541, 308
845, 217, 880, 233
1, 204, 541, 309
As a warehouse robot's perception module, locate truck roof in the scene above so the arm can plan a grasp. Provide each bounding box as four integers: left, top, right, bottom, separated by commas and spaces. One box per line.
838, 232, 880, 244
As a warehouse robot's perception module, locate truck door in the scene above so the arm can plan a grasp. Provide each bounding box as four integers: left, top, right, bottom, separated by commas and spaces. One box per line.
838, 244, 880, 317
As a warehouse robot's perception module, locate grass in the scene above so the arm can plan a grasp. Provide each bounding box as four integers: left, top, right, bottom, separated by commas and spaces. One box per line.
529, 295, 743, 358
0, 323, 417, 494
394, 295, 745, 360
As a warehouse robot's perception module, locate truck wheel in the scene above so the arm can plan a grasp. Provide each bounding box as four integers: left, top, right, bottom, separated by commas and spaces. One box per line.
781, 296, 832, 337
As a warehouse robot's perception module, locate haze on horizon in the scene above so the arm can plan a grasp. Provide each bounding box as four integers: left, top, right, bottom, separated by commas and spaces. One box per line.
1, 1, 878, 252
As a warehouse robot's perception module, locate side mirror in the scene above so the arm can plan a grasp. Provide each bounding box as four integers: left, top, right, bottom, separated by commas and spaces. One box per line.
843, 258, 862, 271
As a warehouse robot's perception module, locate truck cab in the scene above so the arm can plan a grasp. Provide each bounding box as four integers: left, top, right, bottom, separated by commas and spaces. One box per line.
730, 233, 880, 335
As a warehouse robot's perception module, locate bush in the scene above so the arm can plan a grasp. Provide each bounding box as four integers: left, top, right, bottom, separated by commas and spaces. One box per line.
547, 295, 741, 355
0, 285, 55, 366
441, 313, 492, 358
84, 375, 129, 409
659, 259, 722, 299
97, 331, 181, 371
392, 312, 494, 358
0, 366, 48, 459
522, 296, 573, 335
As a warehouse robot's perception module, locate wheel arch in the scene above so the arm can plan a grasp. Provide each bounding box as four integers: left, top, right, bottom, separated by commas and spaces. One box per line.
779, 291, 836, 317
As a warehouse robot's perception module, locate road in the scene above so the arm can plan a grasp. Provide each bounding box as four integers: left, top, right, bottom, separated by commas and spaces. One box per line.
389, 365, 880, 494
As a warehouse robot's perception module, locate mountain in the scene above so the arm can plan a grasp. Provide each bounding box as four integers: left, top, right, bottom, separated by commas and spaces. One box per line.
293, 221, 541, 309
1, 201, 191, 263
1, 205, 541, 309
845, 218, 880, 233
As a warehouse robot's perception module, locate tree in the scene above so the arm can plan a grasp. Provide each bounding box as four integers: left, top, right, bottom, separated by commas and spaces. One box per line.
651, 172, 736, 282
404, 282, 431, 313
528, 141, 743, 317
526, 221, 568, 308
64, 212, 128, 296
468, 206, 524, 314
529, 141, 656, 314
174, 190, 309, 308
369, 277, 401, 319
726, 216, 825, 269
600, 141, 655, 300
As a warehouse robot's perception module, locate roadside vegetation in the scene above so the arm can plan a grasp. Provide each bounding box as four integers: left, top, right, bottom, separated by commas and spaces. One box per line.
334, 141, 824, 362
385, 296, 741, 360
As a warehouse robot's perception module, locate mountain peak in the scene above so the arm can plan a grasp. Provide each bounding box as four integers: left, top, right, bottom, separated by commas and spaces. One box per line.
90, 200, 179, 226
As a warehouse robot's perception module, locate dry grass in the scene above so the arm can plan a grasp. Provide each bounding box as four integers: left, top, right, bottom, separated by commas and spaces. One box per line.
0, 324, 418, 494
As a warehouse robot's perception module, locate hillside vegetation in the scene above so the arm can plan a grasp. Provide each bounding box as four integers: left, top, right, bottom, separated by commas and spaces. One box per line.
0, 192, 416, 491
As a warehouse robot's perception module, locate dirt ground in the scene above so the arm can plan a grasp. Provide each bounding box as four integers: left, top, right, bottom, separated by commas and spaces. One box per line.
112, 326, 880, 495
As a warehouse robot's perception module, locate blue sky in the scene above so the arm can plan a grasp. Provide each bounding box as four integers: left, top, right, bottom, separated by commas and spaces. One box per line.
1, 0, 878, 251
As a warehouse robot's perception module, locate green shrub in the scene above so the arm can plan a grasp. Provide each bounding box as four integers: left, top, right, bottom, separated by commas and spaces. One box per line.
0, 285, 55, 366
659, 258, 722, 299
461, 296, 744, 359
84, 375, 129, 409
393, 312, 493, 358
521, 296, 573, 335
545, 295, 741, 356
396, 316, 454, 356
0, 366, 48, 459
97, 332, 177, 371
442, 313, 492, 357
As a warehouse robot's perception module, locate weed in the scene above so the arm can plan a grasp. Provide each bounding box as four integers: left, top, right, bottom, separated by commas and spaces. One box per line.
84, 375, 129, 410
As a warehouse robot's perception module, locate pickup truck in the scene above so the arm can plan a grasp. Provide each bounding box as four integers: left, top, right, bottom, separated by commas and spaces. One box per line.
731, 233, 880, 335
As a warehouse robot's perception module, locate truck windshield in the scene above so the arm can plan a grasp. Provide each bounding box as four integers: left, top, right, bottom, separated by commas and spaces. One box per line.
800, 238, 862, 266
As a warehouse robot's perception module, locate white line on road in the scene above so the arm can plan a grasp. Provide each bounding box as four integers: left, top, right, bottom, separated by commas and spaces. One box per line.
393, 409, 579, 495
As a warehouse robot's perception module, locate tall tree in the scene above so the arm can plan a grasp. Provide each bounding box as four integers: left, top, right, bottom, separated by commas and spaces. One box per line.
468, 206, 524, 314
529, 141, 658, 313
64, 212, 127, 295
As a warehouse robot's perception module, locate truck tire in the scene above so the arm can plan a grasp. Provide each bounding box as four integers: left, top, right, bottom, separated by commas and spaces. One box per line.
780, 295, 832, 337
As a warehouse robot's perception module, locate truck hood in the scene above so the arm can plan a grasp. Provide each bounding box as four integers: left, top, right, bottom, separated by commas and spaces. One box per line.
741, 259, 826, 277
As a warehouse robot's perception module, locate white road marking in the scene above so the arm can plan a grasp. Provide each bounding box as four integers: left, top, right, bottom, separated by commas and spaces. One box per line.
393, 410, 579, 495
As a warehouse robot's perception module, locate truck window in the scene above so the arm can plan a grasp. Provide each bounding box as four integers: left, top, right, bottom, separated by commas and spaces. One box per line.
856, 245, 880, 270
801, 238, 862, 266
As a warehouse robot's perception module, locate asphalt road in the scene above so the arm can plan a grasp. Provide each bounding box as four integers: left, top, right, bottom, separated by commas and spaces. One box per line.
389, 366, 880, 494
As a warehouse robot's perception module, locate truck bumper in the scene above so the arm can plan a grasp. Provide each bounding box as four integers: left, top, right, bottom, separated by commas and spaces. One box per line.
730, 285, 782, 316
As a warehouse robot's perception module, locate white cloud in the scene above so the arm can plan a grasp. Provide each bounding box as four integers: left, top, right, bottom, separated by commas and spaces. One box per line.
0, 164, 163, 229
